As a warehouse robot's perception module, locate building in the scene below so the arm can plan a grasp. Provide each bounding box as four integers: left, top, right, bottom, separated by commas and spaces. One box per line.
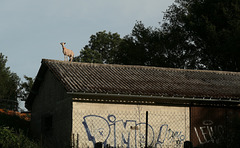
26, 59, 240, 148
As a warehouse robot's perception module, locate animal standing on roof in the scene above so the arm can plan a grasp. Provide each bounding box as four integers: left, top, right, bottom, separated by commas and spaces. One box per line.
60, 42, 74, 62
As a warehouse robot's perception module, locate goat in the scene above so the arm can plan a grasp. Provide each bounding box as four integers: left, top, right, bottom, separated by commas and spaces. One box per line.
60, 42, 74, 62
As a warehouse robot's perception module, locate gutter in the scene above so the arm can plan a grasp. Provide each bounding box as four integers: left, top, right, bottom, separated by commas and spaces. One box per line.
67, 92, 240, 105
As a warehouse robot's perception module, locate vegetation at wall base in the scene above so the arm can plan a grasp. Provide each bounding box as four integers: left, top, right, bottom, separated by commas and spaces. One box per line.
0, 109, 40, 148
0, 109, 30, 133
0, 126, 40, 148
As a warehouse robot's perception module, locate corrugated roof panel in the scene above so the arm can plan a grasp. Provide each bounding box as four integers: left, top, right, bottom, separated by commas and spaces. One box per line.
41, 59, 240, 99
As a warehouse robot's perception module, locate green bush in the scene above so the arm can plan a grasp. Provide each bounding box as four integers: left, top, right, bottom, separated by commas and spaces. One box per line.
0, 126, 40, 148
0, 110, 40, 148
0, 112, 30, 135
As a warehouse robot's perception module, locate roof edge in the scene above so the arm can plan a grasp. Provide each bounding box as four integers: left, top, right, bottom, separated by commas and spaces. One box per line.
25, 61, 49, 110
67, 92, 240, 105
42, 59, 240, 76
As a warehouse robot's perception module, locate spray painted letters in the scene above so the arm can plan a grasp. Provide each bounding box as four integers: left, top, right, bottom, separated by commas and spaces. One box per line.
82, 114, 185, 147
194, 120, 224, 145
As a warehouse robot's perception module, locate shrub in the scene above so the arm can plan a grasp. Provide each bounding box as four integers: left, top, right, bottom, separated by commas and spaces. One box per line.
0, 109, 40, 148
0, 126, 40, 148
0, 109, 30, 134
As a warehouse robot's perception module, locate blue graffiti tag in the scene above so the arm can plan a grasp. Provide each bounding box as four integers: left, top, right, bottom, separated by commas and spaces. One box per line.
82, 114, 185, 148
82, 115, 110, 147
155, 124, 185, 147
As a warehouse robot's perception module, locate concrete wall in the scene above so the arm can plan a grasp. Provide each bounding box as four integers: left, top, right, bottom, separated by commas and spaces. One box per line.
31, 70, 72, 148
72, 102, 190, 148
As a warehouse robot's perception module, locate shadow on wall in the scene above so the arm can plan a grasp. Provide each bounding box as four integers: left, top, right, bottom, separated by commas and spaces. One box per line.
191, 107, 240, 148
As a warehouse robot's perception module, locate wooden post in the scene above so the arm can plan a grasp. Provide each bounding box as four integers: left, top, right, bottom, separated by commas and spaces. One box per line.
77, 134, 79, 148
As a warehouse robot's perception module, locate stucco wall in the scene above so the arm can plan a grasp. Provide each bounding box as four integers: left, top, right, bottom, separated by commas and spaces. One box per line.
31, 70, 72, 148
72, 102, 190, 148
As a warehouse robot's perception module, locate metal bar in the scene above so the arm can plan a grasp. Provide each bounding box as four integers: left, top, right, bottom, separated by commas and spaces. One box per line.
77, 133, 79, 148
145, 111, 148, 148
72, 134, 75, 148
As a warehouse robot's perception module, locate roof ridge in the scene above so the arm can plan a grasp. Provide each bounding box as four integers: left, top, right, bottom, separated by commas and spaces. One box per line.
41, 59, 240, 76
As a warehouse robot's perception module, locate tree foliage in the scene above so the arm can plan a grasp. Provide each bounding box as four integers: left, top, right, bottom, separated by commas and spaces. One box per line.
115, 22, 166, 66
74, 31, 122, 64
0, 53, 20, 110
19, 75, 34, 102
76, 0, 240, 72
162, 0, 240, 71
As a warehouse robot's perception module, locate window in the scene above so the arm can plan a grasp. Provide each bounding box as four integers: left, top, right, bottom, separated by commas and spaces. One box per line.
41, 114, 53, 132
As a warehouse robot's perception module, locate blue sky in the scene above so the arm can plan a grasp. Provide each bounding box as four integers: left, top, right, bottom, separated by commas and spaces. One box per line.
1, 0, 174, 81
1, 0, 175, 110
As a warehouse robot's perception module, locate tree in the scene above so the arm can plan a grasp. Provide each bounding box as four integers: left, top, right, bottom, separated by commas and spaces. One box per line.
19, 75, 34, 102
115, 22, 163, 66
115, 21, 197, 69
74, 31, 122, 64
0, 53, 20, 110
76, 0, 240, 71
162, 0, 240, 71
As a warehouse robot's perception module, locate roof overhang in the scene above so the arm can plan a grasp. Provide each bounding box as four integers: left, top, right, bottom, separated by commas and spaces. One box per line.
67, 92, 240, 106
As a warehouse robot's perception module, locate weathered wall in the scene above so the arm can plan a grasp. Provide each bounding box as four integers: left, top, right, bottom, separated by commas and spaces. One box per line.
31, 70, 72, 148
191, 106, 240, 148
72, 102, 190, 148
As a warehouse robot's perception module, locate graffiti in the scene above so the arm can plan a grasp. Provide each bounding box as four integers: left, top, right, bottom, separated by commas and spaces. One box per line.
82, 114, 185, 148
194, 120, 224, 145
155, 124, 185, 148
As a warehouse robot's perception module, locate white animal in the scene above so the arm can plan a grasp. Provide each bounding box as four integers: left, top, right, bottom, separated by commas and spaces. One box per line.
60, 42, 74, 62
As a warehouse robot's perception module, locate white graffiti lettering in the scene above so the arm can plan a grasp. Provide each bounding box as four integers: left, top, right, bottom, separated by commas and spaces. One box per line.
194, 120, 224, 145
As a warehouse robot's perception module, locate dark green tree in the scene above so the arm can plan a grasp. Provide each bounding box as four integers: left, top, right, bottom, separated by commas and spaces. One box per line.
74, 31, 122, 64
162, 0, 240, 71
115, 21, 192, 68
74, 47, 102, 63
115, 21, 197, 68
0, 53, 20, 110
115, 22, 164, 66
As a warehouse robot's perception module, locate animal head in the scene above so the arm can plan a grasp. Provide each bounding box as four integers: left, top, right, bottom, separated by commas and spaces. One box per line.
60, 42, 66, 45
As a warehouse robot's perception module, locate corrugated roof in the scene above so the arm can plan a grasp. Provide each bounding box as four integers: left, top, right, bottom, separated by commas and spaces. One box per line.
26, 59, 240, 110
41, 59, 240, 99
